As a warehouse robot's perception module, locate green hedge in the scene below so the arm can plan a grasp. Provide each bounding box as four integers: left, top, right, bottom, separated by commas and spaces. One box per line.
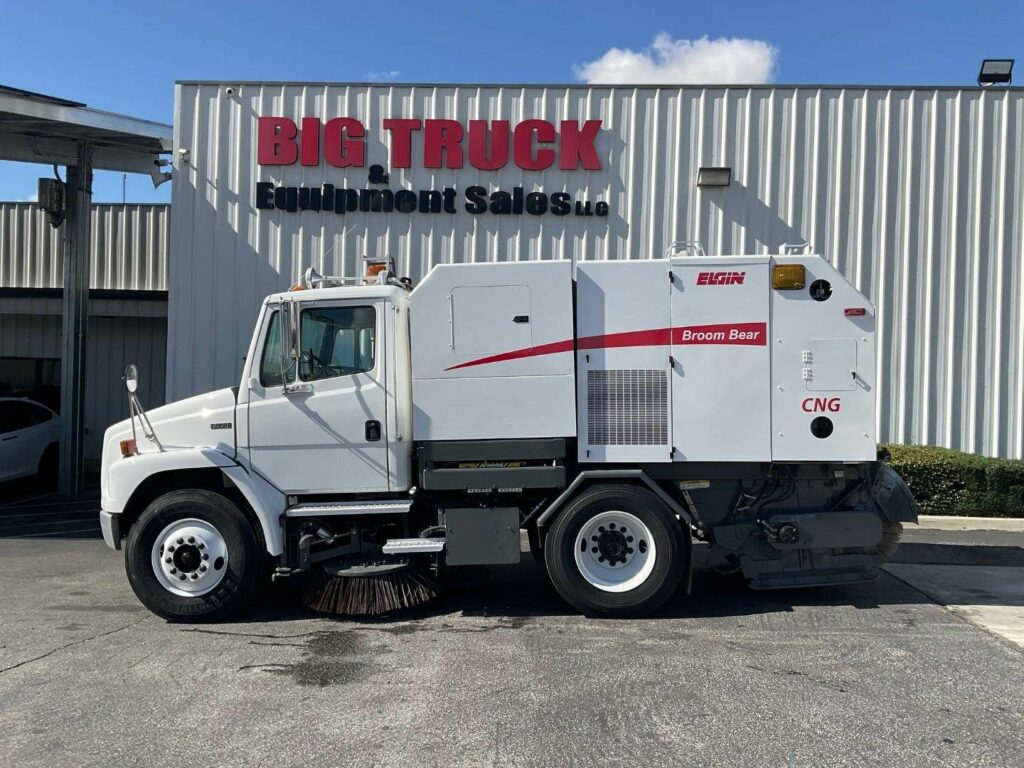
882, 444, 1024, 518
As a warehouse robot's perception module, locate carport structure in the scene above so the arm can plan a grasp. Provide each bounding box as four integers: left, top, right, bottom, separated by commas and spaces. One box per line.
0, 85, 171, 494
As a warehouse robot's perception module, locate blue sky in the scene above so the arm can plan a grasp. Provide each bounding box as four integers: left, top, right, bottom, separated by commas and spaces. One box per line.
0, 0, 1020, 203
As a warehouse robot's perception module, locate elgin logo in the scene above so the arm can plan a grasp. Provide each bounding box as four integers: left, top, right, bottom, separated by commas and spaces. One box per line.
696, 271, 745, 286
802, 397, 841, 413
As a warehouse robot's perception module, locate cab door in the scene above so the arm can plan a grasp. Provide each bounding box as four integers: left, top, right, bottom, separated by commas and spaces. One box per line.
246, 299, 390, 494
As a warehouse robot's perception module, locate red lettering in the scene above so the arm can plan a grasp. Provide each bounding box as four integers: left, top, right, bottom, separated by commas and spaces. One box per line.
382, 118, 421, 169
559, 119, 602, 170
802, 397, 841, 413
323, 118, 365, 168
300, 117, 320, 166
514, 120, 555, 170
424, 119, 464, 169
468, 120, 509, 170
257, 117, 298, 165
696, 271, 746, 286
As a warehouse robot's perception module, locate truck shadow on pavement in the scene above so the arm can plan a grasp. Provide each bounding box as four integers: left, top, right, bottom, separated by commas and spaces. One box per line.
244, 553, 949, 625
238, 537, 1024, 625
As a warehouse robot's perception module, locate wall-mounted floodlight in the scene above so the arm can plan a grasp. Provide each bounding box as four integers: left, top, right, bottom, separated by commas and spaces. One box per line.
978, 59, 1013, 86
697, 166, 731, 187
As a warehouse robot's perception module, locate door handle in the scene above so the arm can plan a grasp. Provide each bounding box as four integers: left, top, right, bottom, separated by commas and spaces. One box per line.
365, 420, 381, 441
513, 315, 530, 324
1, 435, 16, 442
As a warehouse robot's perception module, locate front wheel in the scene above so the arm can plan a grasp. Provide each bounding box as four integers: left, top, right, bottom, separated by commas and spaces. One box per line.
125, 489, 264, 621
544, 484, 688, 617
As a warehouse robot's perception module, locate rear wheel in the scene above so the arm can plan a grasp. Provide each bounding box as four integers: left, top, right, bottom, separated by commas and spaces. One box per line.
544, 484, 688, 617
125, 489, 264, 621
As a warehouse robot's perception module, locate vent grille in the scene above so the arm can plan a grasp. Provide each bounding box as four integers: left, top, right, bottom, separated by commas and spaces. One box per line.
587, 370, 668, 446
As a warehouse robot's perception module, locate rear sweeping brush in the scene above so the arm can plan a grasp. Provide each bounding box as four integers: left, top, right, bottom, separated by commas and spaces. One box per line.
302, 560, 440, 617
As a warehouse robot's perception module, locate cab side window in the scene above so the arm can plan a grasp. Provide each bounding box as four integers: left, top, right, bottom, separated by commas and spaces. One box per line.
299, 306, 376, 382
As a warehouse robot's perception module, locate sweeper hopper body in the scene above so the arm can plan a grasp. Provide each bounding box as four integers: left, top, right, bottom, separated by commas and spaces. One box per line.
101, 250, 916, 620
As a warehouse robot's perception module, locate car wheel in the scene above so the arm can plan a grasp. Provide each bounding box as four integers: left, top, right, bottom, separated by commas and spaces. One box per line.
124, 489, 264, 622
544, 484, 688, 617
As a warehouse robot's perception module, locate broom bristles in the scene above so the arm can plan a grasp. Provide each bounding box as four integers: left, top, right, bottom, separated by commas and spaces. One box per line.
303, 567, 440, 617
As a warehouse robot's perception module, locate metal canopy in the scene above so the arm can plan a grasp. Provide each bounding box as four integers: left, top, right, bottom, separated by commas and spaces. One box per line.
0, 85, 171, 495
0, 85, 171, 174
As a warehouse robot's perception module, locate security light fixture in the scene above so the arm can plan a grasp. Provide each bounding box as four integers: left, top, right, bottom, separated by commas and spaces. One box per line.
978, 59, 1013, 86
697, 166, 731, 187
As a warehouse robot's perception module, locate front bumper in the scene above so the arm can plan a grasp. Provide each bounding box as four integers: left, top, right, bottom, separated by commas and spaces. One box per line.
99, 510, 121, 550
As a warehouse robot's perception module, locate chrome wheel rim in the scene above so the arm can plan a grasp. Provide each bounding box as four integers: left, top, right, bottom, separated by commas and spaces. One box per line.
151, 518, 228, 597
573, 510, 656, 593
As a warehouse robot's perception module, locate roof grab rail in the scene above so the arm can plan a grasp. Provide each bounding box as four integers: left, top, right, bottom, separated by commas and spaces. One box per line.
666, 240, 706, 258
779, 242, 813, 255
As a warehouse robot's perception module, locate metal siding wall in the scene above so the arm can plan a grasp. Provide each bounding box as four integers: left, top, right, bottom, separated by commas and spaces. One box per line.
0, 203, 169, 290
84, 314, 166, 462
0, 308, 166, 461
170, 83, 1024, 458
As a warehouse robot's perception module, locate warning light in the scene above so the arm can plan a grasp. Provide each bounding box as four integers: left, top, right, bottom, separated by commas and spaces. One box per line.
365, 261, 387, 279
772, 264, 806, 290
119, 439, 137, 457
844, 307, 867, 317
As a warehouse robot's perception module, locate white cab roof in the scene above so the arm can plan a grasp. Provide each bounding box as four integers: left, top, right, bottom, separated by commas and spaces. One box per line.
264, 284, 409, 304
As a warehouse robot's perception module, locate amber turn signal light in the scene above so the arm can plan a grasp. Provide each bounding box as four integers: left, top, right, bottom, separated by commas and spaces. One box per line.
119, 439, 137, 457
772, 264, 806, 290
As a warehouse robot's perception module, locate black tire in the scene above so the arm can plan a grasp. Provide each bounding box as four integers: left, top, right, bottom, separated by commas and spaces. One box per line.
544, 484, 688, 618
124, 489, 264, 622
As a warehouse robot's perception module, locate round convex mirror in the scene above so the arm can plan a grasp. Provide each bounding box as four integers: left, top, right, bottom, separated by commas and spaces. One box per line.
123, 363, 140, 394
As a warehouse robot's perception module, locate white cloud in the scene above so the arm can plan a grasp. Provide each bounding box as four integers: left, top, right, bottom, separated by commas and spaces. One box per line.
575, 33, 778, 85
365, 69, 401, 81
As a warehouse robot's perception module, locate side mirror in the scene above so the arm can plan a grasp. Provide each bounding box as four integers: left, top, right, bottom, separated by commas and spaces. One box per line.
123, 364, 139, 394
278, 300, 302, 386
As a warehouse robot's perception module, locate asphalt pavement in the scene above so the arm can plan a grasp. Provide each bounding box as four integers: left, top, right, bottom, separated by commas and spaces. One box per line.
0, 497, 1022, 768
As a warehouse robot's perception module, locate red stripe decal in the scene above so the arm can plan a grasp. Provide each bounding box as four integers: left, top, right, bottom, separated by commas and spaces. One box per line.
444, 322, 765, 371
444, 338, 575, 371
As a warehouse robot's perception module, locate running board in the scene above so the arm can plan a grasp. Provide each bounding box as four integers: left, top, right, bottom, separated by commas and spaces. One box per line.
382, 538, 446, 555
286, 500, 413, 518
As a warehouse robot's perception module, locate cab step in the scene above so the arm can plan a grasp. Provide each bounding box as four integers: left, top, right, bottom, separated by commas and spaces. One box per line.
286, 500, 413, 517
382, 538, 446, 555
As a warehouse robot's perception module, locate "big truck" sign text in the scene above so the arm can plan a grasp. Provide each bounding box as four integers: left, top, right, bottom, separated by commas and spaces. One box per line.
256, 117, 604, 172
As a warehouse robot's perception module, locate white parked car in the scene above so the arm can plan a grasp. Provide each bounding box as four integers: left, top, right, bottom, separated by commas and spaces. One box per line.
0, 398, 59, 483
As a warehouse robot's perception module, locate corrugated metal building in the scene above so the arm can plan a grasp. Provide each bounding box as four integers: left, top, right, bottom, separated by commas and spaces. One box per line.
0, 202, 169, 463
167, 82, 1021, 459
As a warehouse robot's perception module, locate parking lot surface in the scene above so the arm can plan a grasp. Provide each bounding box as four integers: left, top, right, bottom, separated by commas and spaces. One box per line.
1, 498, 1022, 768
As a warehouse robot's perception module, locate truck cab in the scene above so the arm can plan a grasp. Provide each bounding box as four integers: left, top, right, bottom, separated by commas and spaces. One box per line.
239, 283, 412, 495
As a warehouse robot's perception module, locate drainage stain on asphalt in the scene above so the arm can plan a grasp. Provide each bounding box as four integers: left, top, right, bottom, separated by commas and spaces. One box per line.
236, 618, 530, 686
240, 630, 388, 687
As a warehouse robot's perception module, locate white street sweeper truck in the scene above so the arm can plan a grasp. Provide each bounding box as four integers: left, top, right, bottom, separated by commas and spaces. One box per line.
100, 245, 917, 620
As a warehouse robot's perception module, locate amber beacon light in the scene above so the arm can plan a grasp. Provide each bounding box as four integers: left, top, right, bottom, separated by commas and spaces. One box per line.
772, 264, 806, 290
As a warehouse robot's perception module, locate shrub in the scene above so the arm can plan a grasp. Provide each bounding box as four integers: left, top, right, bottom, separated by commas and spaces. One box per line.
882, 444, 1024, 518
